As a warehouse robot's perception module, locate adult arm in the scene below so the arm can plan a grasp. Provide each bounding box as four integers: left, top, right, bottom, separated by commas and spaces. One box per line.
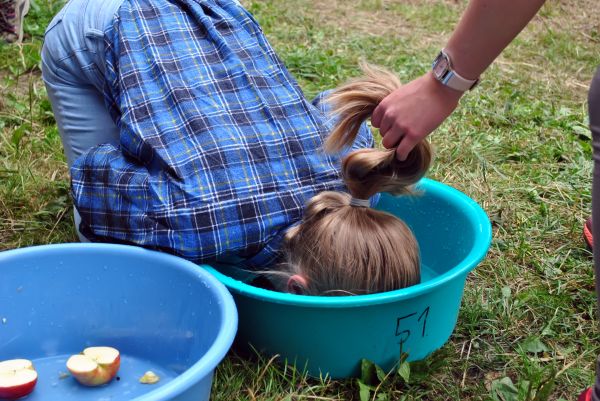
371, 0, 547, 160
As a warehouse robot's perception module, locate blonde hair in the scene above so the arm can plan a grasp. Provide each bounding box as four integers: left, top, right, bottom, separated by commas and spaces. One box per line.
280, 63, 432, 295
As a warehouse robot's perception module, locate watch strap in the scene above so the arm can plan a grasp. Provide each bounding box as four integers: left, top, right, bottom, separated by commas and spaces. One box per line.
433, 50, 479, 92
441, 69, 479, 92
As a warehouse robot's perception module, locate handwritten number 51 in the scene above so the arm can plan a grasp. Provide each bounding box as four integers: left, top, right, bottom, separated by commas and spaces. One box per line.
395, 306, 430, 344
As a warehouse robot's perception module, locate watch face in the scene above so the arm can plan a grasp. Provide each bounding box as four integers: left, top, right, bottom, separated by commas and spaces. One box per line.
432, 55, 449, 80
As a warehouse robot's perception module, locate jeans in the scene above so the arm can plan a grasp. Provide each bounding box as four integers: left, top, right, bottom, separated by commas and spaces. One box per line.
41, 0, 124, 240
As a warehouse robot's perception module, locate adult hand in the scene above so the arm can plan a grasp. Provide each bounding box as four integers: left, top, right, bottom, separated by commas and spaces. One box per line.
371, 71, 463, 161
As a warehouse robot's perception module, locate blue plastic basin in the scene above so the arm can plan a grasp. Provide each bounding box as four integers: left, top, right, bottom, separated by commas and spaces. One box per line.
204, 178, 492, 378
0, 244, 238, 401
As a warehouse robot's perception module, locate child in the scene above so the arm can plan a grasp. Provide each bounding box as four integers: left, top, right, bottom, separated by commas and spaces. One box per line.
41, 0, 430, 295
279, 64, 432, 295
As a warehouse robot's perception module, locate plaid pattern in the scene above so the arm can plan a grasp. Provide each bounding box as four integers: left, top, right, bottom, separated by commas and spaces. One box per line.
71, 0, 374, 267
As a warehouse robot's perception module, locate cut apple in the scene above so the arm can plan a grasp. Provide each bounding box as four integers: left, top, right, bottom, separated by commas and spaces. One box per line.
0, 359, 38, 400
139, 370, 160, 384
66, 346, 120, 386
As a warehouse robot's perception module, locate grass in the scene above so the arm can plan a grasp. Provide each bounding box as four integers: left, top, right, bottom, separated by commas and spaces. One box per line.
1, 0, 599, 400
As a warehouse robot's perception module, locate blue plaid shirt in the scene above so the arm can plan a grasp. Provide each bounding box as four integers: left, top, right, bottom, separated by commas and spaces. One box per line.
71, 0, 374, 268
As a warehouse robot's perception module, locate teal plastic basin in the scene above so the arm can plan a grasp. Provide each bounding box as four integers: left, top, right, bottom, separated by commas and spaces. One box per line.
203, 178, 492, 378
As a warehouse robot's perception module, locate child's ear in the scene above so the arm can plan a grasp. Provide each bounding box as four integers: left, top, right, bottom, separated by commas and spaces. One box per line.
287, 274, 308, 295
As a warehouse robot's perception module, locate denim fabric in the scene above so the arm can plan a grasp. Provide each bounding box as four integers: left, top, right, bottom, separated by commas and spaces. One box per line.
41, 0, 125, 167
41, 0, 125, 241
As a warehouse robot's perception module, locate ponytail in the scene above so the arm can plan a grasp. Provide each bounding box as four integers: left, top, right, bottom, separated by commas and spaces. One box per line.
281, 63, 431, 295
326, 62, 432, 199
324, 63, 402, 152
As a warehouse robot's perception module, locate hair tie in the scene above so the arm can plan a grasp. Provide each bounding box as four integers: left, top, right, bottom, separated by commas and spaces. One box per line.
349, 197, 371, 208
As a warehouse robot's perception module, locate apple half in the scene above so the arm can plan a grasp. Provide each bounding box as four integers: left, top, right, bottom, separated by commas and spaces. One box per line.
0, 359, 38, 400
66, 346, 120, 386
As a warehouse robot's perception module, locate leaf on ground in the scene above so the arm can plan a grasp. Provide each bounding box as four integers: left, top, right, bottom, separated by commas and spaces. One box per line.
532, 369, 557, 401
520, 336, 549, 354
11, 123, 30, 150
357, 380, 372, 401
376, 393, 388, 401
491, 377, 519, 401
397, 361, 410, 384
360, 358, 387, 386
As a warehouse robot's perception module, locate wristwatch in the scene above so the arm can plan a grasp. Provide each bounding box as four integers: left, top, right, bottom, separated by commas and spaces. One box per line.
431, 50, 479, 92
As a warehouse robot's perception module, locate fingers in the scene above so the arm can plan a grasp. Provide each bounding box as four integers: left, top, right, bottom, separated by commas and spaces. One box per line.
381, 125, 402, 148
378, 113, 394, 140
372, 101, 394, 144
371, 102, 384, 128
374, 107, 423, 161
395, 134, 420, 161
370, 83, 427, 161
373, 101, 397, 143
381, 126, 420, 161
